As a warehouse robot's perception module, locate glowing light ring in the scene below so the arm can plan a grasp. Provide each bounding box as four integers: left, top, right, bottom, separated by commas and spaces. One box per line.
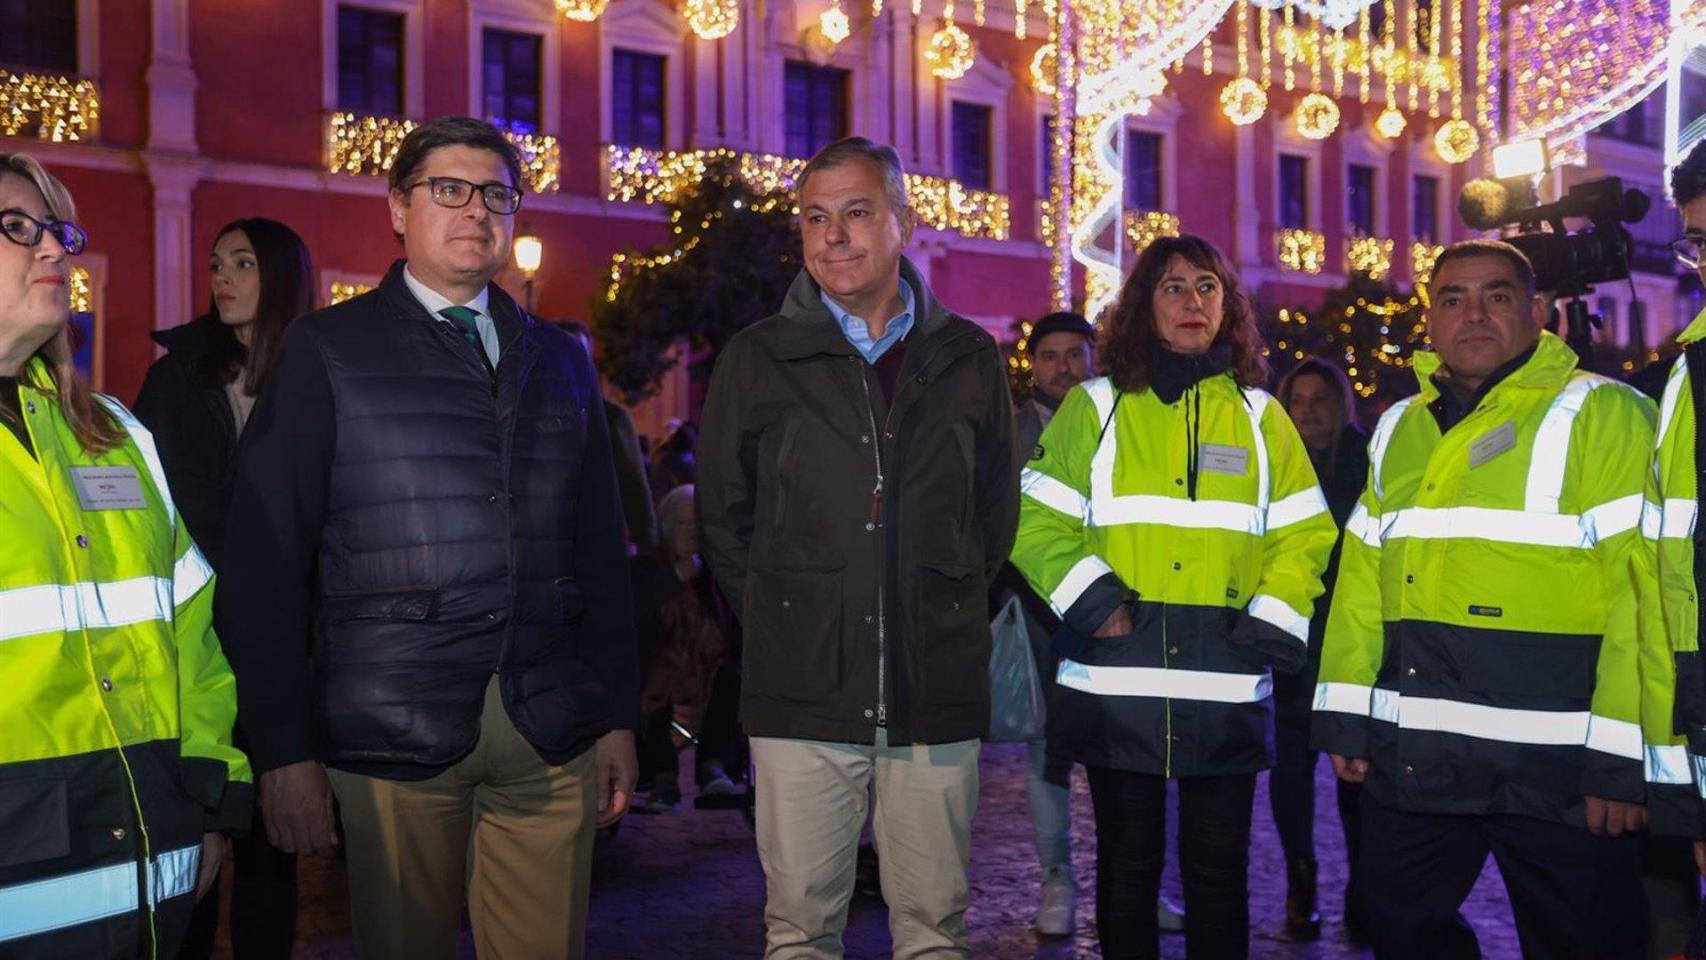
1375, 105, 1407, 138
925, 22, 976, 80
820, 6, 851, 44
686, 0, 741, 39
1070, 112, 1126, 323
1031, 44, 1058, 96
1221, 76, 1268, 125
1295, 92, 1342, 139
554, 0, 610, 21
1433, 118, 1479, 163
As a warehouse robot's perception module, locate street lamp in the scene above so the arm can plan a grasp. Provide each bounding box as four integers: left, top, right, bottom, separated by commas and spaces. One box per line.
513, 234, 543, 313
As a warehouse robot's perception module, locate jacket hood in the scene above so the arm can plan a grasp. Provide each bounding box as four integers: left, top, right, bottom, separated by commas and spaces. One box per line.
1409, 330, 1578, 404
1679, 306, 1706, 346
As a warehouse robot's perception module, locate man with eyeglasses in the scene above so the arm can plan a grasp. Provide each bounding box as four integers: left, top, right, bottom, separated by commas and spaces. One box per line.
219, 116, 638, 960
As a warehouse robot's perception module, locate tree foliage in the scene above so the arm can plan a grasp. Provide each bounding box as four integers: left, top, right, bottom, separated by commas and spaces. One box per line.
589, 156, 802, 405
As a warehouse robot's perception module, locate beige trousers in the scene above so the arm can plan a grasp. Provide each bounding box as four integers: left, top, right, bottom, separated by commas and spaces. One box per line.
751, 732, 981, 960
327, 676, 598, 960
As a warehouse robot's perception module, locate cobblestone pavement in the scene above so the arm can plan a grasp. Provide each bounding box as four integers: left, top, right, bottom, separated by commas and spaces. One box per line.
266, 742, 1525, 959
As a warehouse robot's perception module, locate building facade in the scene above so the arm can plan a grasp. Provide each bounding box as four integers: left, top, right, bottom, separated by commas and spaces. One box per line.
0, 0, 1679, 430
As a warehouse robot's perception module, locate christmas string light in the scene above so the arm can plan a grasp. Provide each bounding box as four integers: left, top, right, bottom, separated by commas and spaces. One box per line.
1358, 4, 1371, 104
1283, 2, 1297, 91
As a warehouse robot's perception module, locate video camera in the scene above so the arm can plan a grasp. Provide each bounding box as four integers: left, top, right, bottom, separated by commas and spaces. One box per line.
1458, 151, 1651, 363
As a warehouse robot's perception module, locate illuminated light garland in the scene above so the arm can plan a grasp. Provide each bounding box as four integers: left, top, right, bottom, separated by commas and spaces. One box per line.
1014, 0, 1027, 39
1358, 4, 1371, 104
1434, 117, 1478, 163
326, 112, 418, 176
1427, 0, 1443, 117
554, 0, 610, 21
820, 3, 852, 44
1411, 241, 1444, 283
505, 130, 562, 193
1221, 76, 1268, 124
974, 0, 986, 26
330, 281, 373, 305
1331, 23, 1347, 97
1346, 235, 1394, 279
1475, 0, 1496, 142
1506, 0, 1671, 147
1405, 0, 1419, 111
1295, 92, 1341, 139
1031, 43, 1058, 95
1277, 227, 1328, 274
604, 145, 1010, 240
1376, 105, 1407, 138
1126, 209, 1182, 257
0, 71, 100, 142
926, 17, 977, 80
686, 0, 741, 39
1283, 2, 1297, 91
1246, 0, 1374, 31
1260, 0, 1273, 89
69, 266, 91, 314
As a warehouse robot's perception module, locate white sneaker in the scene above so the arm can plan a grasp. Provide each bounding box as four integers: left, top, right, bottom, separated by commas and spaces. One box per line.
1036, 872, 1076, 937
1157, 896, 1186, 933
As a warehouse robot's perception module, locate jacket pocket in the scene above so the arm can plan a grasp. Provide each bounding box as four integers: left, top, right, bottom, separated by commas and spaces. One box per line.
321, 588, 438, 623
746, 562, 845, 701
0, 776, 69, 869
916, 559, 989, 705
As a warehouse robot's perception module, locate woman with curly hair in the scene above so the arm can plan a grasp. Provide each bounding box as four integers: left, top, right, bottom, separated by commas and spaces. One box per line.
1011, 234, 1336, 959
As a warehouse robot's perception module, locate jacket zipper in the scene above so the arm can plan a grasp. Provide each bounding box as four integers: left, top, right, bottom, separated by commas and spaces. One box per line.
855, 362, 889, 727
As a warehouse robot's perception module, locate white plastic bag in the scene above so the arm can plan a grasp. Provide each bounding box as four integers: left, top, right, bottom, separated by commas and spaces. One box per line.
987, 593, 1046, 743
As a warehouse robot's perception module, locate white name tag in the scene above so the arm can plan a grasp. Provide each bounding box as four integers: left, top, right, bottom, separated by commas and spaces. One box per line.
1199, 443, 1249, 476
1468, 421, 1517, 469
71, 466, 147, 510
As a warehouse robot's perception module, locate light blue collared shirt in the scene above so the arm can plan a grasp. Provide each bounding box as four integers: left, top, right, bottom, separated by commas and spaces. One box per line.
403, 265, 500, 366
821, 280, 916, 364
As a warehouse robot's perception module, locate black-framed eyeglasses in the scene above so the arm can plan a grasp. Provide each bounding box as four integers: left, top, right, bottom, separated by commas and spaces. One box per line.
0, 209, 88, 255
401, 177, 522, 215
1674, 234, 1706, 270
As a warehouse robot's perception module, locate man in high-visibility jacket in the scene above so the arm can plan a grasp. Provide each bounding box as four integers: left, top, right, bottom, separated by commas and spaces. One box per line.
1312, 239, 1656, 959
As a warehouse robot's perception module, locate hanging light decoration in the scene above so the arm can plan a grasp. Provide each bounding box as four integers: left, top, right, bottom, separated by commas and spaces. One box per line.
1295, 92, 1341, 139
554, 0, 610, 22
1434, 118, 1479, 163
1375, 105, 1406, 138
1221, 0, 1266, 125
926, 3, 976, 80
820, 1, 851, 44
1031, 43, 1058, 96
685, 0, 740, 39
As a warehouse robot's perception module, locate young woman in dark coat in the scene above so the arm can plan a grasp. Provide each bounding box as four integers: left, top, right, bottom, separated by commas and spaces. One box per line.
133, 217, 314, 960
1270, 357, 1370, 943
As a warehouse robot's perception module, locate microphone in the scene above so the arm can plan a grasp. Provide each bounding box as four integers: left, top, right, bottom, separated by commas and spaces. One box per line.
1458, 178, 1511, 231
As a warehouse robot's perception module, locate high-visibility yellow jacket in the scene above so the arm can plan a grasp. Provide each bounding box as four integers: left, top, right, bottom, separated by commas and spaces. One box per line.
1639, 308, 1706, 837
0, 359, 251, 958
1012, 370, 1336, 776
1312, 333, 1656, 824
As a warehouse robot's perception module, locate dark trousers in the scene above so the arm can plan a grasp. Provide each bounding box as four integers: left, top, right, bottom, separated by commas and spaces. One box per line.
1086, 766, 1255, 960
1358, 792, 1646, 960
695, 657, 747, 784
176, 804, 298, 960
636, 705, 679, 790
1270, 721, 1361, 864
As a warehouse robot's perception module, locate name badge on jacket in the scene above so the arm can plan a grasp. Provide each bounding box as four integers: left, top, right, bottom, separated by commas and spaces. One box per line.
1468, 421, 1517, 469
1199, 444, 1249, 476
71, 466, 147, 510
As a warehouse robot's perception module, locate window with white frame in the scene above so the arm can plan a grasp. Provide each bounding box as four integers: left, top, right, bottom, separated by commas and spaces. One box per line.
482, 28, 542, 133
1412, 173, 1441, 243
785, 61, 848, 159
1347, 163, 1377, 236
337, 5, 405, 115
611, 49, 666, 148
1127, 131, 1162, 211
952, 102, 993, 190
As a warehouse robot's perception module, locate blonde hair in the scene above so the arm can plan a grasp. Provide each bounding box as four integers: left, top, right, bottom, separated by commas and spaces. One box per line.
0, 153, 121, 454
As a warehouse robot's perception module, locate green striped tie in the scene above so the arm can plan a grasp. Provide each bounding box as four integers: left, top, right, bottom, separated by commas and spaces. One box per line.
439, 305, 483, 349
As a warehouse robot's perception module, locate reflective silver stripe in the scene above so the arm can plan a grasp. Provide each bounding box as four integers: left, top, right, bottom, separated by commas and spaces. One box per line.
1268, 486, 1329, 530
1381, 506, 1590, 549
1584, 714, 1644, 760
1021, 467, 1088, 520
97, 396, 176, 528
1247, 593, 1308, 645
1656, 354, 1689, 456
1659, 497, 1699, 540
1367, 395, 1419, 502
0, 577, 174, 642
1695, 755, 1706, 799
1239, 388, 1273, 513
1313, 680, 1373, 716
1344, 503, 1381, 548
1370, 689, 1593, 746
1056, 659, 1272, 703
1580, 494, 1644, 543
1083, 377, 1119, 508
173, 545, 214, 606
1049, 554, 1114, 617
1646, 743, 1693, 785
1641, 499, 1664, 541
1087, 495, 1263, 533
0, 844, 200, 942
1525, 373, 1607, 513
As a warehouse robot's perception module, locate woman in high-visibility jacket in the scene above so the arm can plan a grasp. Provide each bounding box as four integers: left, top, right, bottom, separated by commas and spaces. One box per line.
1012, 234, 1335, 959
0, 153, 251, 959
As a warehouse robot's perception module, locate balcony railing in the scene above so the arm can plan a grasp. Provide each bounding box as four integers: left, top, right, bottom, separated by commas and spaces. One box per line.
1411, 241, 1443, 283
1346, 235, 1395, 280
1277, 228, 1327, 275
0, 70, 99, 142
326, 113, 560, 193
1125, 210, 1181, 257
606, 145, 1010, 241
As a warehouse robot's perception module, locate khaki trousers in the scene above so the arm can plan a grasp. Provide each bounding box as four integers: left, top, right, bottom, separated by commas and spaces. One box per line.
327, 677, 598, 960
751, 732, 981, 960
